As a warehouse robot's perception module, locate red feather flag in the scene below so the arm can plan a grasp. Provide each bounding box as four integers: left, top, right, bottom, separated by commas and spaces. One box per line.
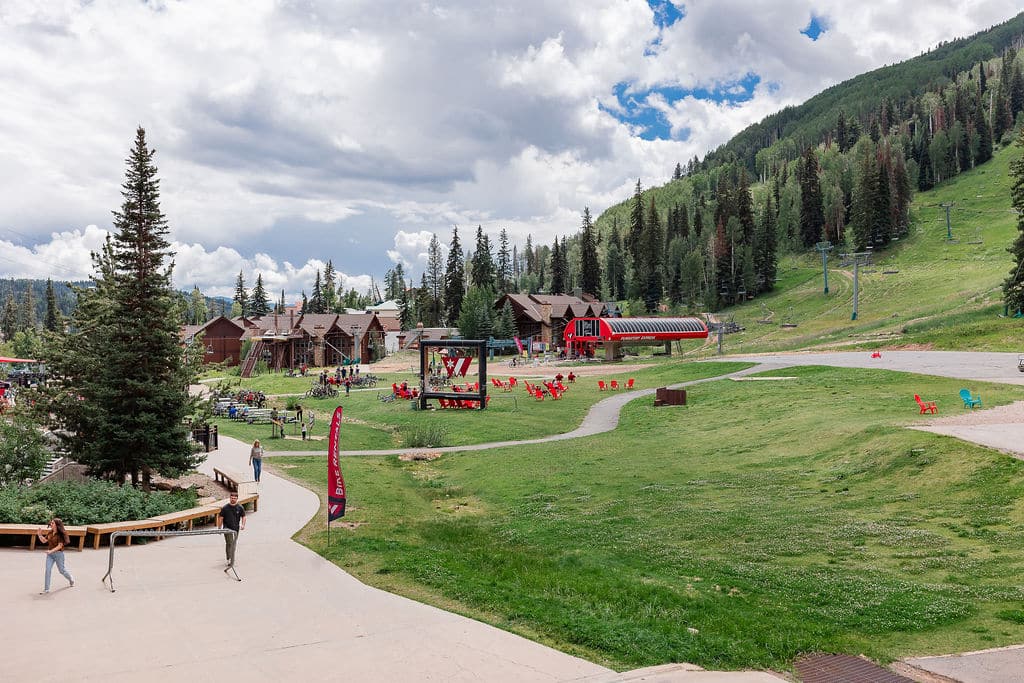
327, 406, 346, 521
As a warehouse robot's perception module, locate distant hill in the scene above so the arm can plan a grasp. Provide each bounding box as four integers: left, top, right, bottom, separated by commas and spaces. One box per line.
588, 11, 1024, 314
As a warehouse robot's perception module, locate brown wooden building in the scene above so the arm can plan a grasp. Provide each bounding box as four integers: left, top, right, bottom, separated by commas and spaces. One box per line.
494, 294, 610, 348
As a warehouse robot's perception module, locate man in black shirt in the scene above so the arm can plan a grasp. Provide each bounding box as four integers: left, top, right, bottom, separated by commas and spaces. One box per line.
217, 492, 246, 566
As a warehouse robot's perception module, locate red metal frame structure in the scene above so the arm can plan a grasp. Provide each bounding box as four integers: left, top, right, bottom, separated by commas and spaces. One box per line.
563, 317, 708, 360
418, 339, 488, 410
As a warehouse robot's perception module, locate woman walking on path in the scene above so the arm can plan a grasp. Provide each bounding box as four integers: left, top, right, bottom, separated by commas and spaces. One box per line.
249, 439, 264, 482
37, 518, 74, 594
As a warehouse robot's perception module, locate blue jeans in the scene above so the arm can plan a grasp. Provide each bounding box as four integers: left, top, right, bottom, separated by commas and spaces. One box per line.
252, 458, 262, 482
45, 551, 73, 591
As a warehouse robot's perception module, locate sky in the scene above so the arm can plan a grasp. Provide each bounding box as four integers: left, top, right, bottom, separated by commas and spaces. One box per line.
0, 0, 1021, 302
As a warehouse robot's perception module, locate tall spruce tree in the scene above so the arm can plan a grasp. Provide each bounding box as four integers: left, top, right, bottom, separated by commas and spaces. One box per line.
43, 128, 200, 489
755, 195, 778, 293
549, 237, 565, 294
322, 260, 338, 312
19, 285, 35, 330
605, 220, 626, 300
799, 146, 824, 248
578, 207, 601, 298
233, 270, 248, 318
627, 178, 645, 268
251, 274, 271, 316
496, 228, 513, 294
309, 270, 324, 313
44, 278, 61, 332
639, 198, 664, 311
1005, 128, 1024, 312
976, 92, 994, 165
444, 226, 465, 324
470, 226, 495, 288
426, 233, 445, 326
1, 294, 17, 341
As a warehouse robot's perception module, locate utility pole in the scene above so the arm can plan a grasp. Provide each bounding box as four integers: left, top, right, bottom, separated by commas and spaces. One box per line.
840, 252, 871, 320
815, 240, 833, 294
940, 202, 954, 241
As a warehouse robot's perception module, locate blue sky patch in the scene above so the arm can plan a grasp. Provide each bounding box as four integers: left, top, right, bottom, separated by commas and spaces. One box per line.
801, 14, 827, 40
648, 0, 685, 29
604, 74, 761, 140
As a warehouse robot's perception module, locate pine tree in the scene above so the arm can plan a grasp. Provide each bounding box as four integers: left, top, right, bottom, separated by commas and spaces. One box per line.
322, 260, 338, 312
799, 146, 824, 248
836, 111, 848, 153
1, 294, 17, 341
421, 234, 443, 326
549, 238, 565, 294
456, 286, 494, 340
309, 270, 324, 313
755, 195, 778, 293
673, 162, 683, 181
578, 207, 602, 298
44, 278, 61, 332
495, 301, 517, 339
251, 274, 271, 316
19, 285, 35, 330
605, 221, 626, 300
415, 274, 432, 326
189, 286, 208, 325
233, 270, 248, 318
444, 226, 465, 324
496, 228, 512, 294
43, 128, 200, 489
398, 277, 412, 330
1005, 128, 1024, 312
976, 90, 994, 165
627, 178, 645, 268
470, 226, 495, 288
639, 198, 664, 311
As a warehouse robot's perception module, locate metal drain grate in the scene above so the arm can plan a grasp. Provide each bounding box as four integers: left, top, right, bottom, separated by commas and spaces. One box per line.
793, 653, 913, 683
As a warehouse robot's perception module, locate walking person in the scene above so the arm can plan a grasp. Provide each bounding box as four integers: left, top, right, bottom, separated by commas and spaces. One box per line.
37, 518, 74, 594
216, 492, 246, 566
249, 439, 264, 483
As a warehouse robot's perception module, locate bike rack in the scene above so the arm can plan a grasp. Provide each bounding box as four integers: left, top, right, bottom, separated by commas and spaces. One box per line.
101, 528, 241, 593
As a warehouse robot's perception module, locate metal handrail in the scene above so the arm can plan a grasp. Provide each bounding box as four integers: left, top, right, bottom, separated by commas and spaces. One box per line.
101, 528, 241, 592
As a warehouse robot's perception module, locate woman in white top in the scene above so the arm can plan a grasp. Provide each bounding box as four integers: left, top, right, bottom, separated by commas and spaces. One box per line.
249, 439, 264, 482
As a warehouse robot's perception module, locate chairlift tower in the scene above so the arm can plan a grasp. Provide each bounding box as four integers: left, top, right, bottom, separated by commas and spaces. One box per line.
940, 202, 954, 241
814, 240, 833, 294
839, 251, 871, 320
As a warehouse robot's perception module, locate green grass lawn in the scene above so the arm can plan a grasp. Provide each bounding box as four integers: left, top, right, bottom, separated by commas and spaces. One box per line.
277, 364, 1024, 672
216, 360, 751, 451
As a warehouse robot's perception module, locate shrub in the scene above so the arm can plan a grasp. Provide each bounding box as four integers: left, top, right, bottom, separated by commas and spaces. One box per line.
0, 479, 197, 526
400, 423, 449, 448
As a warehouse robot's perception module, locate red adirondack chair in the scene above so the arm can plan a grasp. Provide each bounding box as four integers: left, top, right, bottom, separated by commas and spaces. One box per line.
598, 380, 607, 391
534, 388, 544, 401
914, 394, 937, 414
610, 380, 619, 390
626, 378, 635, 389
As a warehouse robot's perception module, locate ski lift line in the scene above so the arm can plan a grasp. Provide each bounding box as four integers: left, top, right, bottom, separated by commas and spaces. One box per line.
0, 250, 84, 278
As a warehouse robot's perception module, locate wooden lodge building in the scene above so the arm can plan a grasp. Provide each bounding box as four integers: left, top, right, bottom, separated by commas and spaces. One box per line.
181, 311, 385, 372
493, 293, 616, 348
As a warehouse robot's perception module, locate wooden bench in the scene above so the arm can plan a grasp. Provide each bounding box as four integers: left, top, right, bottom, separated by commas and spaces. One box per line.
0, 523, 88, 551
213, 467, 254, 492
212, 491, 259, 513
86, 519, 165, 550
149, 505, 221, 538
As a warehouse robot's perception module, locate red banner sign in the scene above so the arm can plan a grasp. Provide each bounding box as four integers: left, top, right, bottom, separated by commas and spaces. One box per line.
443, 356, 472, 377
327, 406, 346, 521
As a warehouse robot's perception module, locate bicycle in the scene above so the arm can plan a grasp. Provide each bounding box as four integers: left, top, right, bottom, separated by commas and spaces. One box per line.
377, 391, 396, 403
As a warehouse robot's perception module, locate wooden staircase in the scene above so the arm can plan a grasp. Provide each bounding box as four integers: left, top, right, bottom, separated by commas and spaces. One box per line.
240, 340, 265, 378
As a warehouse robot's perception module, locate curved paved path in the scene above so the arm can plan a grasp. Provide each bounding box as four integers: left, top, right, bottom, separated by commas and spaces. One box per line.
0, 436, 614, 682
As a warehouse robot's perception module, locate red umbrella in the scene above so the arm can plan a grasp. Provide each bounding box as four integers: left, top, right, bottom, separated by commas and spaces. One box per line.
0, 357, 38, 363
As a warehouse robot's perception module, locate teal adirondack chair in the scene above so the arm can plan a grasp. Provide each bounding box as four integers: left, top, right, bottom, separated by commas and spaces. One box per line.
959, 389, 982, 409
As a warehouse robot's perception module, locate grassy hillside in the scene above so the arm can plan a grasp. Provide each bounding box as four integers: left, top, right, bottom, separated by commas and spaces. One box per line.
699, 141, 1024, 354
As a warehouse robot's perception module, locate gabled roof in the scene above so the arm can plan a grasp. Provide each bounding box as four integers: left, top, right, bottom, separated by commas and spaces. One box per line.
295, 313, 340, 337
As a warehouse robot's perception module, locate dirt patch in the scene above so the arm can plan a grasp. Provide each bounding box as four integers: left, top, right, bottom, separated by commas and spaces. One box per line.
399, 451, 443, 462
925, 400, 1024, 426
887, 343, 936, 351
151, 471, 231, 499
